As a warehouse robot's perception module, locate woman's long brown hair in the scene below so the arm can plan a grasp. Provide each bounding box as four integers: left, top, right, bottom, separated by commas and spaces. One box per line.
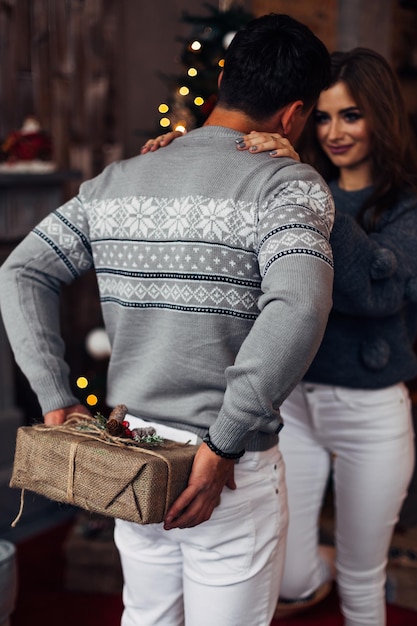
298, 47, 417, 231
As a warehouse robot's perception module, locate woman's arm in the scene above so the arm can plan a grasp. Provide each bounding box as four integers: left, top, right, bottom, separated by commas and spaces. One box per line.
331, 208, 417, 317
140, 129, 300, 161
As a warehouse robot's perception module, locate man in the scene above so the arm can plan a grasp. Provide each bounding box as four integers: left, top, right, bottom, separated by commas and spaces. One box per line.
0, 14, 334, 625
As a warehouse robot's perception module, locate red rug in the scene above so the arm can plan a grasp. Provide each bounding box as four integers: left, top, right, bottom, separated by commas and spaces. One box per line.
9, 519, 417, 626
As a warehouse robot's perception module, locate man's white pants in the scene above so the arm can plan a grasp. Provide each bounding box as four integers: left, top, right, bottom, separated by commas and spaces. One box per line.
114, 445, 288, 626
279, 381, 415, 626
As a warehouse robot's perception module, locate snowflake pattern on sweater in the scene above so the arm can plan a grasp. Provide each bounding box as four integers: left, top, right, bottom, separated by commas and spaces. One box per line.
34, 180, 333, 320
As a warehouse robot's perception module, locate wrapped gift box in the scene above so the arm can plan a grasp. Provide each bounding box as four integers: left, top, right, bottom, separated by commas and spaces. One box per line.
9, 422, 198, 525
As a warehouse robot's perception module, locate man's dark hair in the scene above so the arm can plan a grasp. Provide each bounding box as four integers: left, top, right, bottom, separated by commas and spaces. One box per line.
218, 13, 330, 122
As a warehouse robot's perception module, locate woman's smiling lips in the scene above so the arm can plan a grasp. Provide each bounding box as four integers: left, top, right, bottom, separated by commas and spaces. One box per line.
327, 144, 352, 155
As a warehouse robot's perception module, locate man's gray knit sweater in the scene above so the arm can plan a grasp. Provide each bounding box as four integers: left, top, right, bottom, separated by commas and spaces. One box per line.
0, 126, 334, 453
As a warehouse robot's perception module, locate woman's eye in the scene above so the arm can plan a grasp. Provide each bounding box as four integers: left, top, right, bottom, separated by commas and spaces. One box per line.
344, 111, 363, 123
314, 111, 329, 124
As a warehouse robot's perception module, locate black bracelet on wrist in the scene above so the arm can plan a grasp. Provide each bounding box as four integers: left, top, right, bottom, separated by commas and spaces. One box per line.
202, 433, 245, 460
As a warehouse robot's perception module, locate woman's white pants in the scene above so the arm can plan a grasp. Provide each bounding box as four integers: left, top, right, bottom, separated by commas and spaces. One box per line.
114, 445, 288, 626
279, 381, 415, 626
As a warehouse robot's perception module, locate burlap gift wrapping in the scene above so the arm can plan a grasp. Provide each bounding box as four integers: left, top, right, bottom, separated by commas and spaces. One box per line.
9, 417, 199, 525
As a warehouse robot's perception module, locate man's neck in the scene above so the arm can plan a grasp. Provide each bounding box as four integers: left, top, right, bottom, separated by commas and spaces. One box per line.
204, 106, 281, 135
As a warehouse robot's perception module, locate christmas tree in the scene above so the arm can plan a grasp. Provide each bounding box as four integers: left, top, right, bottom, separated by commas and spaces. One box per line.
156, 3, 253, 133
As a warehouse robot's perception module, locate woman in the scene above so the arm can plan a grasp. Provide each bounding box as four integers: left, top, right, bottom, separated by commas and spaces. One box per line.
141, 48, 417, 626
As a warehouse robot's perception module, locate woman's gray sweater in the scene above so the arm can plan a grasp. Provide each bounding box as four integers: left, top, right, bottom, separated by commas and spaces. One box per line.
305, 181, 417, 389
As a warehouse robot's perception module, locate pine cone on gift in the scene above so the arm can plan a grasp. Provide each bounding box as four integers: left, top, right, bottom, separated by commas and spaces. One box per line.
108, 404, 128, 423
106, 419, 125, 437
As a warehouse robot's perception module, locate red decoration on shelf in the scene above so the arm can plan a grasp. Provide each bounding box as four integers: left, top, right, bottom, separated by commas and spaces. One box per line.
0, 116, 55, 173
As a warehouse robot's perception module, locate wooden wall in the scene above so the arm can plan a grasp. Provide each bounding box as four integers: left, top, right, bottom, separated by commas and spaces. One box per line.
0, 0, 215, 173
0, 0, 122, 181
1, 0, 417, 177
392, 1, 417, 120
251, 0, 417, 118
252, 0, 337, 51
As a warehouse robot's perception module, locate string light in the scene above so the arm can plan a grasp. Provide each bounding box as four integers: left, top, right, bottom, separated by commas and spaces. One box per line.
156, 5, 253, 132
86, 394, 98, 406
76, 376, 88, 389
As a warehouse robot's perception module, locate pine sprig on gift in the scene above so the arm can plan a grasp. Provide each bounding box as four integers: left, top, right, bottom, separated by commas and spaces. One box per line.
77, 414, 107, 433
94, 412, 108, 430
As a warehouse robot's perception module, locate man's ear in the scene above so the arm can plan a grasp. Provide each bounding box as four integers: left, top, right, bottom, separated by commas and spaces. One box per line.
217, 71, 223, 88
280, 100, 304, 136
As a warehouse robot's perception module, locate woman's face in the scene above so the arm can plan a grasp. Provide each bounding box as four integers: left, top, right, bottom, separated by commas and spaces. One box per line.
314, 81, 372, 181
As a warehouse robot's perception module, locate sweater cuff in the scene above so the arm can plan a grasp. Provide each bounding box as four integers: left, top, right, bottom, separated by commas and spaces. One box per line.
32, 373, 80, 415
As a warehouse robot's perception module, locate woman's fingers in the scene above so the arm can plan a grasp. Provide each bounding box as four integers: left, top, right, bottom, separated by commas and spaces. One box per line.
235, 132, 279, 152
235, 131, 300, 161
140, 130, 184, 154
140, 134, 168, 154
269, 145, 300, 161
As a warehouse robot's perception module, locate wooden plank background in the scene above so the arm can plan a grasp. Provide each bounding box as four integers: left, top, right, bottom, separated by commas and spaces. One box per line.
0, 0, 122, 181
251, 0, 337, 51
1, 0, 416, 179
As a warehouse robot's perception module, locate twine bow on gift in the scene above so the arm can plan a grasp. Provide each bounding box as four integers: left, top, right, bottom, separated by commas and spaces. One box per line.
60, 413, 179, 508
